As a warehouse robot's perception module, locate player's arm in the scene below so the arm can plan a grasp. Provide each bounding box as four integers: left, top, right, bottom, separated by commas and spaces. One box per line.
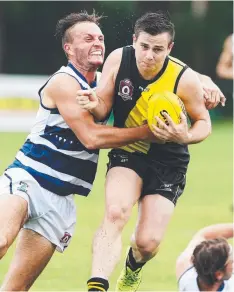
44, 73, 152, 149
77, 48, 122, 121
216, 35, 233, 80
176, 223, 234, 280
151, 68, 211, 144
196, 72, 226, 109
177, 68, 212, 144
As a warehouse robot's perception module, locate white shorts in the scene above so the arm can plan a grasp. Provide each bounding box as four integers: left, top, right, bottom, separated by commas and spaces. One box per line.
0, 168, 76, 253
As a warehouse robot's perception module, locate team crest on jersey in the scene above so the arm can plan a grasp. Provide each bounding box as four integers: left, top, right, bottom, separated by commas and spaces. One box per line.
118, 79, 134, 101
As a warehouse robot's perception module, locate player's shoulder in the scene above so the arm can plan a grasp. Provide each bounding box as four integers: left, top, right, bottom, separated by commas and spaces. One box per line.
49, 70, 79, 88
103, 47, 123, 74
44, 71, 81, 101
106, 47, 123, 63
227, 273, 234, 286
178, 266, 199, 291
168, 55, 187, 68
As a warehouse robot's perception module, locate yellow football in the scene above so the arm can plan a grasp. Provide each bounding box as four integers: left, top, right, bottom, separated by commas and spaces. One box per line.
147, 91, 186, 131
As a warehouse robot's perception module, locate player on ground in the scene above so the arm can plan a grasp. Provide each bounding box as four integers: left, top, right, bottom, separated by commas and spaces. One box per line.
176, 223, 234, 291
0, 11, 156, 291
76, 11, 224, 292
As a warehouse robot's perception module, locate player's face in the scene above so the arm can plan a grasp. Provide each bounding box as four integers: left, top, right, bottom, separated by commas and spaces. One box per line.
64, 22, 105, 71
133, 32, 173, 76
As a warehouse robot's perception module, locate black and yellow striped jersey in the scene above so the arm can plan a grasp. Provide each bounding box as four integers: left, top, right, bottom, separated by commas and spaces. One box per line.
113, 46, 190, 171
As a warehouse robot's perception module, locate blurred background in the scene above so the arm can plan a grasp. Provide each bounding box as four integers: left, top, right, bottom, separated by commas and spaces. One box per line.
0, 0, 233, 291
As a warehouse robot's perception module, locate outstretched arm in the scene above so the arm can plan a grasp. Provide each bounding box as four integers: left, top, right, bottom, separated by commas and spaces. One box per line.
196, 72, 226, 109
44, 73, 153, 150
176, 223, 234, 280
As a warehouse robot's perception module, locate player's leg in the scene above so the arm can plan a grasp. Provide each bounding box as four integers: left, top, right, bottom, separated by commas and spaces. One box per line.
0, 229, 56, 291
0, 169, 76, 290
116, 166, 186, 291
116, 195, 175, 292
0, 174, 28, 259
132, 195, 175, 263
87, 150, 145, 292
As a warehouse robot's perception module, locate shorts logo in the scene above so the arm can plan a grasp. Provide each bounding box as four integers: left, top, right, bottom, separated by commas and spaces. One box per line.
120, 154, 129, 163
60, 232, 72, 244
118, 79, 134, 101
17, 181, 29, 194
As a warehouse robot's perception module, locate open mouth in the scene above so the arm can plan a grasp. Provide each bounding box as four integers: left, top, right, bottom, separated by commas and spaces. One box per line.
90, 50, 103, 57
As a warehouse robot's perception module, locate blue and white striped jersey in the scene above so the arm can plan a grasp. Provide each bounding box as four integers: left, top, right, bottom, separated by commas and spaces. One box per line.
7, 63, 103, 197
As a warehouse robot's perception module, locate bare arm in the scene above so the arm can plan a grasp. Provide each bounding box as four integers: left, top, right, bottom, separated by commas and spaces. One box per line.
216, 35, 233, 80
177, 68, 212, 144
44, 73, 151, 150
196, 71, 226, 109
77, 48, 122, 121
176, 223, 234, 280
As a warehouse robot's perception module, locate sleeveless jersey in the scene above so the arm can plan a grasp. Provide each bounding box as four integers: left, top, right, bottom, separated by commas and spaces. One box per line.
178, 266, 234, 291
7, 63, 102, 197
113, 46, 190, 171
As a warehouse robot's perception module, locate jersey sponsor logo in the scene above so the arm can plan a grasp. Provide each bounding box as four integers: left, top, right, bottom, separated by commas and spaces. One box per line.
118, 79, 134, 101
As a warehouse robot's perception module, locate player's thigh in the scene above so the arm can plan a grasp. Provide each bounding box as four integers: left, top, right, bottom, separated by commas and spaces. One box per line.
1, 229, 56, 291
135, 165, 186, 241
105, 150, 146, 210
105, 167, 142, 211
0, 174, 28, 246
135, 195, 175, 242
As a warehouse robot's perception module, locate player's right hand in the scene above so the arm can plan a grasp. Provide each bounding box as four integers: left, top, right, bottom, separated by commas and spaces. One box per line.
142, 124, 166, 144
76, 89, 99, 111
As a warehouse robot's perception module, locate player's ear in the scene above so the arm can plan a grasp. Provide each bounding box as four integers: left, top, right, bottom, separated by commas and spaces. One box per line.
167, 42, 174, 54
215, 270, 224, 281
133, 34, 136, 48
64, 43, 74, 56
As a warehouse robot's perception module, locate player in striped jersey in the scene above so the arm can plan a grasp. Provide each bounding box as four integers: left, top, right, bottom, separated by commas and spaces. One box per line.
0, 12, 155, 291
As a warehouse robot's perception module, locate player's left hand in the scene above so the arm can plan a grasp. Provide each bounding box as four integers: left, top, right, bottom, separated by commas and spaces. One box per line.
202, 80, 226, 110
151, 112, 190, 144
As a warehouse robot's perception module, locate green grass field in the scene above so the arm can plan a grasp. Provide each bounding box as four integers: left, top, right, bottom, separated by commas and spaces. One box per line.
0, 120, 233, 291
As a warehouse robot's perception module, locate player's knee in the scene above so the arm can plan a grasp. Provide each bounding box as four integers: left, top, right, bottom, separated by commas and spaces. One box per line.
106, 204, 131, 228
135, 237, 161, 258
0, 235, 9, 259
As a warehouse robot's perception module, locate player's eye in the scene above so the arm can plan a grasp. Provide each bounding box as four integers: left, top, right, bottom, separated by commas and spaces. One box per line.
141, 44, 148, 49
154, 48, 163, 53
85, 37, 93, 42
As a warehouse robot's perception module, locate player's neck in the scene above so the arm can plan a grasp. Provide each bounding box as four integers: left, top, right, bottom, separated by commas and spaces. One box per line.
69, 60, 97, 85
197, 277, 224, 291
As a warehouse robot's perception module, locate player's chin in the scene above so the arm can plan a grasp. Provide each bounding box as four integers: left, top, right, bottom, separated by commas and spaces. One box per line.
89, 56, 104, 66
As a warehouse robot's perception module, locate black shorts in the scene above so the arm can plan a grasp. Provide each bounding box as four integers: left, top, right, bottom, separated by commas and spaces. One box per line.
107, 149, 187, 205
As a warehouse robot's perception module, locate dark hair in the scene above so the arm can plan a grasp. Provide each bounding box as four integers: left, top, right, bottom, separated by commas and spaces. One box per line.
192, 238, 230, 286
134, 11, 175, 43
55, 10, 104, 46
